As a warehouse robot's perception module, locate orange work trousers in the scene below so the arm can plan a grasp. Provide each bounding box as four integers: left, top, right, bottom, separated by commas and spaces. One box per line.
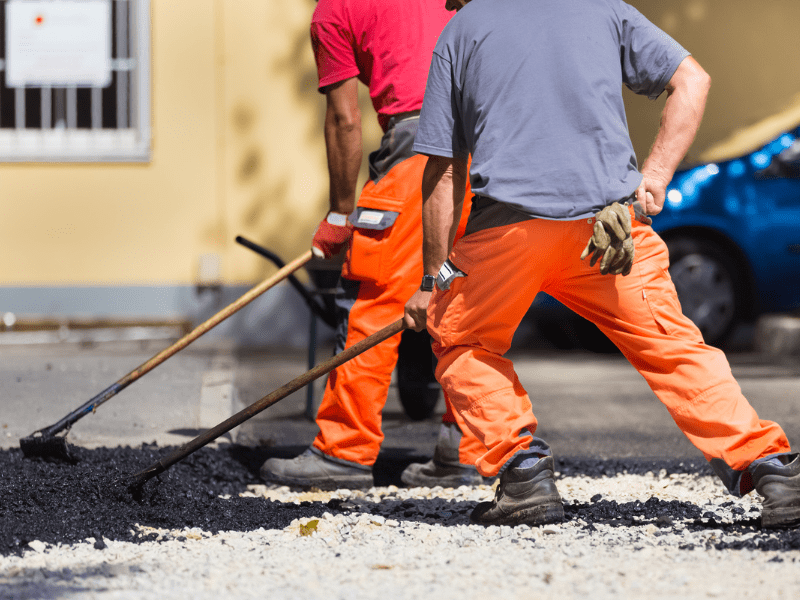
428, 208, 790, 491
313, 153, 482, 466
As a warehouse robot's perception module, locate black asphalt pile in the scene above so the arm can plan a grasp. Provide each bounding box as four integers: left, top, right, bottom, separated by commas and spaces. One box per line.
556, 456, 713, 478
0, 444, 327, 557
3, 447, 800, 557
566, 497, 800, 551
557, 458, 800, 551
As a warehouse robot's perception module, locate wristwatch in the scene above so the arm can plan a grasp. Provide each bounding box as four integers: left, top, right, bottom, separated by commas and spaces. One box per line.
420, 275, 436, 292
326, 212, 348, 226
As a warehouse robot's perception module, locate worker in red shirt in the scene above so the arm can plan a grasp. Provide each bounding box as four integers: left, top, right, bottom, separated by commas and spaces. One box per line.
260, 0, 483, 489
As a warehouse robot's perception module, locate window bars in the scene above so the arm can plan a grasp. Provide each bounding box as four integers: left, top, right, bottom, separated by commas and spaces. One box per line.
0, 0, 150, 162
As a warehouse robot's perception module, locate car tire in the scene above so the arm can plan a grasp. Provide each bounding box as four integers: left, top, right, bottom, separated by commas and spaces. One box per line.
396, 328, 441, 421
571, 318, 620, 353
535, 312, 619, 353
533, 312, 579, 350
665, 237, 745, 346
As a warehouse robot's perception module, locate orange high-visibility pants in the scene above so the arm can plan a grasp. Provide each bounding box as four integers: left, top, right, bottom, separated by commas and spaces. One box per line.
313, 153, 481, 466
428, 209, 790, 490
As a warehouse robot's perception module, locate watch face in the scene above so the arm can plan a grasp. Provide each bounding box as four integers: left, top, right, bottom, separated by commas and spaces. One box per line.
421, 275, 436, 291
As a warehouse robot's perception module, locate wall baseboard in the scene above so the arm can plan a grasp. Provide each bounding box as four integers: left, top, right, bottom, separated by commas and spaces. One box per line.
0, 283, 333, 349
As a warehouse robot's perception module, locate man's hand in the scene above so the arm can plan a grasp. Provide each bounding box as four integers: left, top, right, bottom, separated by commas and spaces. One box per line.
635, 173, 668, 217
580, 202, 634, 276
311, 212, 353, 259
404, 289, 431, 331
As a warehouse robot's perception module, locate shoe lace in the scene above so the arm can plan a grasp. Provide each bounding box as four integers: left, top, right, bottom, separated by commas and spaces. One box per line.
493, 481, 505, 503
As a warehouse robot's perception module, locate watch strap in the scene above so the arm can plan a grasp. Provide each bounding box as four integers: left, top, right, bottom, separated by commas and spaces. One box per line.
326, 212, 349, 227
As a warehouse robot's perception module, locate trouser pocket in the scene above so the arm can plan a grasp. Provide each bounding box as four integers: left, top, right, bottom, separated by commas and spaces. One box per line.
344, 200, 401, 286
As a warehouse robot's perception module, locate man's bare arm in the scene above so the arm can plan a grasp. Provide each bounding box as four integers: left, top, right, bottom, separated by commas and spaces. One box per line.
637, 56, 711, 215
404, 154, 468, 331
324, 78, 362, 215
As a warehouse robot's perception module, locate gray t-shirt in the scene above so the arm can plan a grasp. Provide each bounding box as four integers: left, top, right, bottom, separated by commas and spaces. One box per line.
413, 0, 690, 220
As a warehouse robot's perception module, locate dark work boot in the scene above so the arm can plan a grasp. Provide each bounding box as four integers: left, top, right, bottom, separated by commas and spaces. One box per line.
750, 453, 800, 529
401, 423, 491, 488
401, 458, 488, 488
470, 454, 563, 527
260, 447, 374, 491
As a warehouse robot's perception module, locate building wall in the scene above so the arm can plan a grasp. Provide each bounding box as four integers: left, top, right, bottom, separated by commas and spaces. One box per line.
624, 0, 800, 164
218, 0, 381, 284
1, 0, 220, 286
1, 0, 798, 330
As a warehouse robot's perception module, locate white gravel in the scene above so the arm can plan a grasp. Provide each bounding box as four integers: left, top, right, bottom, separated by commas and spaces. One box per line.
2, 471, 798, 600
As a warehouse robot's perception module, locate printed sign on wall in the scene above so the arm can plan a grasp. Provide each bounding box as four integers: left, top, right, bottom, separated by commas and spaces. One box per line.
6, 0, 112, 87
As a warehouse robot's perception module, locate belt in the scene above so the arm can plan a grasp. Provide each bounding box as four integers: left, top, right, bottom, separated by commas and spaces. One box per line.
386, 110, 421, 129
392, 110, 421, 121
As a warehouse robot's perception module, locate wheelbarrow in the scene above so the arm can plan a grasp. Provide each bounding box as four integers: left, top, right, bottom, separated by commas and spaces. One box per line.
235, 236, 441, 421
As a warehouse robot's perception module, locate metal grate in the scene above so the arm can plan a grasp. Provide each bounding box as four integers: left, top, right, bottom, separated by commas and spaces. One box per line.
0, 0, 150, 162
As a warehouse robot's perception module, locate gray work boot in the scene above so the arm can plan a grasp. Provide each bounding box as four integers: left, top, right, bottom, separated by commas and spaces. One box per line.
750, 453, 800, 529
401, 423, 489, 487
260, 447, 374, 490
470, 454, 563, 527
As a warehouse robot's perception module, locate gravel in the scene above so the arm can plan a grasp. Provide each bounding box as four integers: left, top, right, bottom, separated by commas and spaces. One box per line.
1, 445, 799, 599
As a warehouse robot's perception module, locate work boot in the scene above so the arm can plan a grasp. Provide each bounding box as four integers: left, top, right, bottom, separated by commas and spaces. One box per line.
750, 453, 800, 529
401, 423, 490, 487
401, 459, 490, 488
470, 454, 563, 527
260, 447, 373, 490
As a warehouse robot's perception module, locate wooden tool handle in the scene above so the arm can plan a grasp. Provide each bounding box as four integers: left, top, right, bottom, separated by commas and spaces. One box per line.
129, 318, 406, 488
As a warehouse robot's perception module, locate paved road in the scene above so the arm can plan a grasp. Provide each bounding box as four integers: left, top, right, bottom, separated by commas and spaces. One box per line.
3, 336, 799, 470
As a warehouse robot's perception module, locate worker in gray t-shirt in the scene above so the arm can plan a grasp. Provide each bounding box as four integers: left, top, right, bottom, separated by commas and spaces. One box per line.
404, 0, 800, 530
414, 0, 689, 219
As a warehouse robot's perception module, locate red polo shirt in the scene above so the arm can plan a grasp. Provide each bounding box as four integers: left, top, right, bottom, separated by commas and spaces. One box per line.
310, 0, 453, 132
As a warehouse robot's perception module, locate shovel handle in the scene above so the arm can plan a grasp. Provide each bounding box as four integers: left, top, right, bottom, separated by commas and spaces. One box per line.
235, 236, 337, 328
31, 249, 313, 440
130, 318, 406, 488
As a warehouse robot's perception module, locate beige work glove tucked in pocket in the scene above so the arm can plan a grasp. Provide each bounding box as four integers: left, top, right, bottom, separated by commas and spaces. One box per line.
580, 202, 634, 276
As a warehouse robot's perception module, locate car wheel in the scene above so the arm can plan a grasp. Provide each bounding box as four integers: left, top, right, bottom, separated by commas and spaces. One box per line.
396, 328, 441, 421
665, 237, 744, 346
572, 318, 620, 353
535, 312, 619, 353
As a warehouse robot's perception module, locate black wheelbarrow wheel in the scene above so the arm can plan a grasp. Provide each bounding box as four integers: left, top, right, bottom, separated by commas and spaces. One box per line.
396, 328, 441, 421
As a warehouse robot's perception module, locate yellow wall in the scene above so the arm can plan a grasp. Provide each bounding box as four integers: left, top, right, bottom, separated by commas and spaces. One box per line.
1, 0, 799, 291
624, 0, 800, 164
219, 0, 381, 283
2, 0, 221, 285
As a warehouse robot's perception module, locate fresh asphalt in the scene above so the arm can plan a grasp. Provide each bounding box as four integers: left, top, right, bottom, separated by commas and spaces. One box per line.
3, 329, 800, 475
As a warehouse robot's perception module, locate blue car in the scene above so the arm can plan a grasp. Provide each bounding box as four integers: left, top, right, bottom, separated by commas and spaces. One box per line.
529, 125, 800, 349
654, 125, 800, 345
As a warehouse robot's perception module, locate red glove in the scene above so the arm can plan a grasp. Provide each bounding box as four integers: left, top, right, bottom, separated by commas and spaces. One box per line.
312, 212, 353, 259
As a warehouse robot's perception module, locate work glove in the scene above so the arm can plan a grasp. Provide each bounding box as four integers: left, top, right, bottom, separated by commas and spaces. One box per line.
580, 201, 634, 276
312, 212, 353, 259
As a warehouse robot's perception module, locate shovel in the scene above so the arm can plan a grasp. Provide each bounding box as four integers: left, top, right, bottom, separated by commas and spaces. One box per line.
127, 318, 405, 493
20, 249, 313, 461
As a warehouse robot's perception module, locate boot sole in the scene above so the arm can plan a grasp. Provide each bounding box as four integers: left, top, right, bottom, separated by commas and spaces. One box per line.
401, 475, 496, 488
761, 506, 800, 529
261, 472, 374, 491
401, 469, 489, 488
470, 502, 564, 527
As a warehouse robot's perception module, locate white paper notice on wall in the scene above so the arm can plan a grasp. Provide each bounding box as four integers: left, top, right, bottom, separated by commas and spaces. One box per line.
5, 0, 112, 88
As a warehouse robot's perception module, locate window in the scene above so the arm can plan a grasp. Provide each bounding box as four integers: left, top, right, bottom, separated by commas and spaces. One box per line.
0, 0, 150, 162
